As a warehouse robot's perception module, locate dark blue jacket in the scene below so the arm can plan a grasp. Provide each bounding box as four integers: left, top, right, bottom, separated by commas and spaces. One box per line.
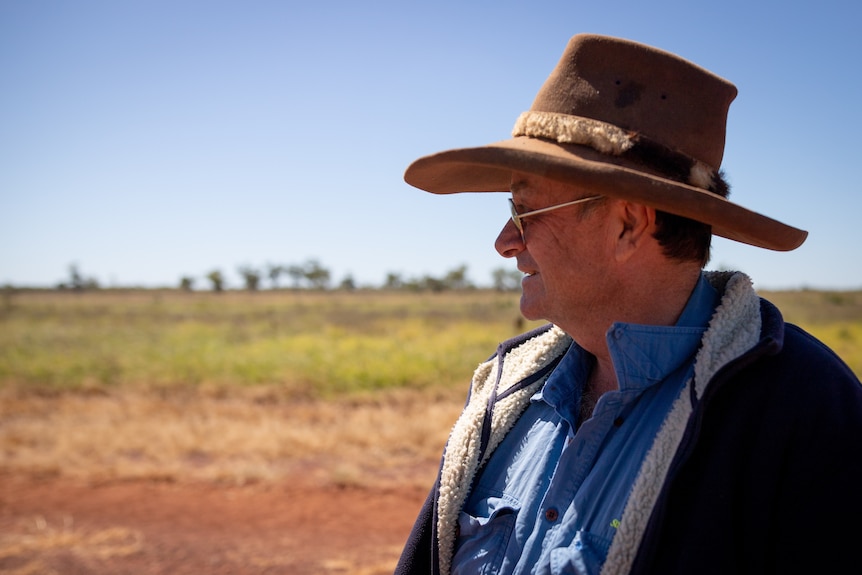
395, 292, 862, 575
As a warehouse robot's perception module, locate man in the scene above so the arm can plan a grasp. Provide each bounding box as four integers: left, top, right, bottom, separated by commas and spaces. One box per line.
394, 34, 862, 575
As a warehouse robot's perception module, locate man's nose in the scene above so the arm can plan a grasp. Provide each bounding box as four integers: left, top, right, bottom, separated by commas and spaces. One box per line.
495, 219, 525, 258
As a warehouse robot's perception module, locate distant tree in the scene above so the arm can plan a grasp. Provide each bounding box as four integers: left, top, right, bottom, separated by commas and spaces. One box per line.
287, 265, 305, 289
267, 264, 285, 289
444, 265, 472, 290
393, 266, 472, 292
422, 275, 447, 293
206, 270, 225, 292
237, 265, 261, 291
179, 276, 195, 291
339, 275, 356, 291
68, 264, 84, 290
303, 259, 330, 290
383, 272, 403, 290
491, 267, 522, 292
62, 264, 99, 291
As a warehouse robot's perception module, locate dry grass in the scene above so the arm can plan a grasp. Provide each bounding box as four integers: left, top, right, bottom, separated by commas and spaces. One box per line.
0, 515, 143, 575
0, 385, 462, 489
1, 287, 860, 490
0, 384, 455, 572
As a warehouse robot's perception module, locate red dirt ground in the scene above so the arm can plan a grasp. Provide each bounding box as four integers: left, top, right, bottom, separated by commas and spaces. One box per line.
0, 472, 429, 574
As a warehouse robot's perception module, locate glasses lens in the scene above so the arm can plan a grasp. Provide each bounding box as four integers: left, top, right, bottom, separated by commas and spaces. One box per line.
508, 199, 523, 232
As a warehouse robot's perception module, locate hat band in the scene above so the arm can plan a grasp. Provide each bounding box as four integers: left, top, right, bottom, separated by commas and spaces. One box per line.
512, 111, 727, 196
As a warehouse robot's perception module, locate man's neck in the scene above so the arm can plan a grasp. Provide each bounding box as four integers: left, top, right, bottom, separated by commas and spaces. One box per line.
577, 265, 703, 393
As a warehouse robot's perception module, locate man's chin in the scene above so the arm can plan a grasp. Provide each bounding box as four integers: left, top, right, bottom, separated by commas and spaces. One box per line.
519, 292, 545, 323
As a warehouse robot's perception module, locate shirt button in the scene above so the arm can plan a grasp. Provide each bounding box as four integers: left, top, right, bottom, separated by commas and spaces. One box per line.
545, 508, 559, 522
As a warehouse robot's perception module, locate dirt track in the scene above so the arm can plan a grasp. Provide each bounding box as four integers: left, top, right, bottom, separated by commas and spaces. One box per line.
0, 473, 429, 574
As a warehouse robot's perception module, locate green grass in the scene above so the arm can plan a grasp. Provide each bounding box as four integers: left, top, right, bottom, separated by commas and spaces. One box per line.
760, 289, 862, 377
0, 290, 538, 397
1, 288, 860, 397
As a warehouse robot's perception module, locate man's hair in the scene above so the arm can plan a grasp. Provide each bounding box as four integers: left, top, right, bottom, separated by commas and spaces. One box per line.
653, 211, 714, 266
652, 169, 731, 267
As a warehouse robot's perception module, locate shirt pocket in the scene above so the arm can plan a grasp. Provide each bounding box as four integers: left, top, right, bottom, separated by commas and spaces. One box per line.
549, 529, 613, 574
454, 496, 520, 575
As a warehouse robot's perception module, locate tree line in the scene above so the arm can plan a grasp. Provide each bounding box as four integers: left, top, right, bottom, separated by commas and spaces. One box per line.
55, 261, 524, 293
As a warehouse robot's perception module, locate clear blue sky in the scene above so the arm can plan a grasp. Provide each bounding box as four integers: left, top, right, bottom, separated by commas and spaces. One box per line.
2, 0, 860, 290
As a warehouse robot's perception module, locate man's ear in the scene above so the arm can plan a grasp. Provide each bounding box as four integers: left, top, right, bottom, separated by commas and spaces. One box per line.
614, 202, 656, 262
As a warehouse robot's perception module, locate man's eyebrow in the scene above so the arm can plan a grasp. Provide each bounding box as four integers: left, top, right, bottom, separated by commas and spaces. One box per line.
510, 179, 529, 194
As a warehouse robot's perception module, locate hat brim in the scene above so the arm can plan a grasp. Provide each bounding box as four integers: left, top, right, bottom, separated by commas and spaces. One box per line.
404, 136, 807, 251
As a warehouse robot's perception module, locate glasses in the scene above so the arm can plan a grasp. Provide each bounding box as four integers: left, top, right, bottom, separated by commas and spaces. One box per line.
508, 195, 603, 235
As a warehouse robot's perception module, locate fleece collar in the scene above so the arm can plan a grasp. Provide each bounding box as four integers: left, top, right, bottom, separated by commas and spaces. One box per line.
435, 271, 764, 575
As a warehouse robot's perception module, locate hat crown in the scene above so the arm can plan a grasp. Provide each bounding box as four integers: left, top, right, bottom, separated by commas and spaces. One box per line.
531, 34, 738, 169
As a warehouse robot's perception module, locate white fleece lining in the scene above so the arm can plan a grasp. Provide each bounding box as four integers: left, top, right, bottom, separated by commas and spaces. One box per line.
435, 272, 763, 575
512, 110, 718, 191
600, 271, 761, 574
436, 325, 571, 575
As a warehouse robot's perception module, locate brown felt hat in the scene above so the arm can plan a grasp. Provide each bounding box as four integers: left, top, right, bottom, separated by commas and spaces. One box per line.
404, 34, 807, 251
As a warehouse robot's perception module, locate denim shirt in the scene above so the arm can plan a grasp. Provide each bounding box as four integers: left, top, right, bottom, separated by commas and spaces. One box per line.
452, 274, 719, 575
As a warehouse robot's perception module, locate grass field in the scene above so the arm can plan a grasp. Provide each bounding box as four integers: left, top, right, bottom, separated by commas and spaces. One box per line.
3, 287, 860, 394
0, 289, 539, 487
756, 288, 862, 376
0, 289, 541, 396
1, 287, 860, 486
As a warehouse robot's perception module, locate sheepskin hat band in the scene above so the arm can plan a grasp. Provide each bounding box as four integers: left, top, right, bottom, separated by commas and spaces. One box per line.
404, 34, 807, 251
512, 111, 722, 193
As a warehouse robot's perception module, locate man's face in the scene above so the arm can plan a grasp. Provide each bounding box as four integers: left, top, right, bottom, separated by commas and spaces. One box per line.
496, 173, 617, 331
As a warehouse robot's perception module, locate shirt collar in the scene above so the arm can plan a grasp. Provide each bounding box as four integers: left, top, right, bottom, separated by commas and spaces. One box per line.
606, 273, 718, 391
673, 272, 720, 328
539, 273, 719, 404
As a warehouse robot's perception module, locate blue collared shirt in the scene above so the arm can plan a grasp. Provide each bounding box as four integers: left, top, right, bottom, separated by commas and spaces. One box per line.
452, 274, 719, 575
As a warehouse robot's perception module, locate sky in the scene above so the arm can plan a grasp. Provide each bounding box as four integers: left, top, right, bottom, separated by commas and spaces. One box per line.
1, 0, 860, 291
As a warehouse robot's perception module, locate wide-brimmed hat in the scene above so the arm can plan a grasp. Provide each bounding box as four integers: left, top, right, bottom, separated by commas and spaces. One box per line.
404, 34, 807, 251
